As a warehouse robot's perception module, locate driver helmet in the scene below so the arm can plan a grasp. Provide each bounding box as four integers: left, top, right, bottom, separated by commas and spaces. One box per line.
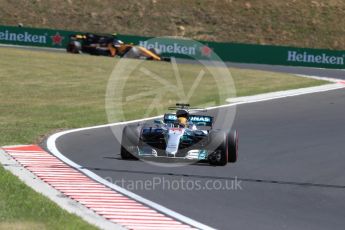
113, 39, 124, 48
176, 109, 189, 126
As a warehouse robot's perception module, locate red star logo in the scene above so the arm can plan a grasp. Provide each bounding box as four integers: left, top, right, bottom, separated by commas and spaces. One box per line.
200, 45, 212, 57
51, 32, 64, 46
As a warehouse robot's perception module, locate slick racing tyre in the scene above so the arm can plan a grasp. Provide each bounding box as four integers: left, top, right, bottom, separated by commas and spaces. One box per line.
120, 126, 140, 160
66, 41, 81, 54
208, 131, 228, 166
227, 130, 238, 163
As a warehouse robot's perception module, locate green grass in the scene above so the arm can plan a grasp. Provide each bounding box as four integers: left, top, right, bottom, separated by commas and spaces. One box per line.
0, 165, 98, 230
0, 47, 327, 145
0, 46, 327, 229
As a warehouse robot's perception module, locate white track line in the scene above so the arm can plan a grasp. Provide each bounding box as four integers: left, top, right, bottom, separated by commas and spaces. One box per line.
226, 83, 344, 104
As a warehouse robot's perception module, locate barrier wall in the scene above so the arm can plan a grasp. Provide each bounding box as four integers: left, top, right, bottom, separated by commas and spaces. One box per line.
1, 25, 345, 69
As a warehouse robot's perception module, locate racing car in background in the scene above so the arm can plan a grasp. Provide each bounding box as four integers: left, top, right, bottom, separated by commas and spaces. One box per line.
120, 104, 238, 166
66, 33, 170, 61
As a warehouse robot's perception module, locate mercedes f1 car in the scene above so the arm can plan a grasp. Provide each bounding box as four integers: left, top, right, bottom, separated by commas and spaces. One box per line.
66, 33, 170, 61
120, 104, 238, 166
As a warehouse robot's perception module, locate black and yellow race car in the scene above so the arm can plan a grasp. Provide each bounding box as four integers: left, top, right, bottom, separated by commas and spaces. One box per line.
66, 33, 170, 61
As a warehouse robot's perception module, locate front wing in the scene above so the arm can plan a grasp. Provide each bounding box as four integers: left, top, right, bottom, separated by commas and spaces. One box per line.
137, 146, 209, 161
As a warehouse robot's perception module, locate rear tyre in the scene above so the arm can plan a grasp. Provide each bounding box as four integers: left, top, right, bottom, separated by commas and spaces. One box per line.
227, 130, 238, 163
120, 126, 140, 160
162, 57, 171, 62
208, 131, 228, 166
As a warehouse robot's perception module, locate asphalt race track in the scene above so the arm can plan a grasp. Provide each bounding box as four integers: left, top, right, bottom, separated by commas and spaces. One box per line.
50, 66, 345, 230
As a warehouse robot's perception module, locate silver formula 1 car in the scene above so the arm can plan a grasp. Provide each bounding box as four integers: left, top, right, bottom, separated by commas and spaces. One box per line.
120, 104, 238, 166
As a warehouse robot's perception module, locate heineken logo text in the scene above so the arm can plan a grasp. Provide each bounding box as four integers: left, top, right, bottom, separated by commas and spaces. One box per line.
287, 51, 344, 65
0, 30, 46, 44
140, 41, 196, 55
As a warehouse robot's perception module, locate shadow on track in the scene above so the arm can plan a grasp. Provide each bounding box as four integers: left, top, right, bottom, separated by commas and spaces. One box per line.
82, 165, 345, 190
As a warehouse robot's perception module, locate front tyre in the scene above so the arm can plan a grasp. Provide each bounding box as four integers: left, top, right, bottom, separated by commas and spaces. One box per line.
227, 130, 238, 163
120, 126, 140, 160
66, 41, 81, 54
208, 131, 228, 166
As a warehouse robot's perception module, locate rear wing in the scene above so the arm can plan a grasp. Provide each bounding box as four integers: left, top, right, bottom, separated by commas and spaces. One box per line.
163, 113, 213, 127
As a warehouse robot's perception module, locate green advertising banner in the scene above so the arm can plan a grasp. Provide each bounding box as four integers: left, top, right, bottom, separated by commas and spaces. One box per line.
1, 25, 345, 69
117, 34, 345, 69
0, 25, 73, 48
